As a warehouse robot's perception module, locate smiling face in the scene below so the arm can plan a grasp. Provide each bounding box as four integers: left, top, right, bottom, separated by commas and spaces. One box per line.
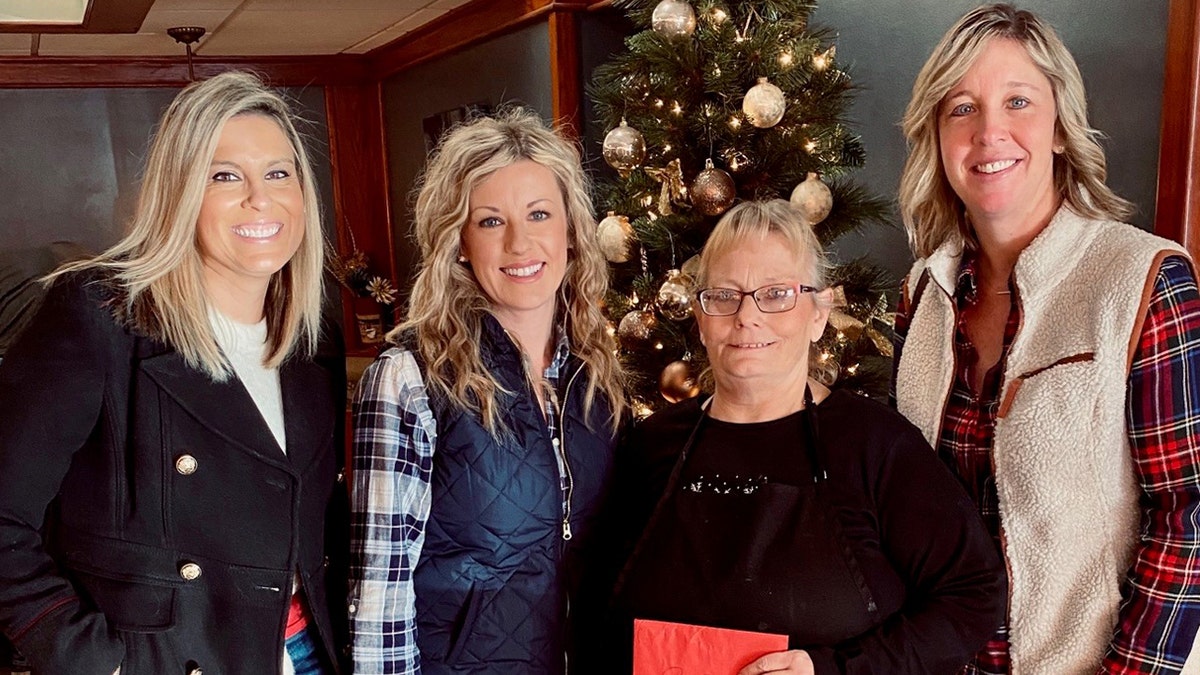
938, 37, 1062, 233
697, 232, 829, 394
460, 159, 570, 332
196, 114, 304, 309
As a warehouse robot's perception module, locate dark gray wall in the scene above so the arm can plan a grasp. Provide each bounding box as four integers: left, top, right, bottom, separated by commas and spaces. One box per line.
381, 22, 553, 292
810, 0, 1169, 281
0, 84, 335, 257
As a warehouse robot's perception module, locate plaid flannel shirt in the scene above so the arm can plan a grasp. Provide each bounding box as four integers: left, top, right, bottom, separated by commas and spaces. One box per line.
893, 254, 1200, 674
348, 334, 571, 675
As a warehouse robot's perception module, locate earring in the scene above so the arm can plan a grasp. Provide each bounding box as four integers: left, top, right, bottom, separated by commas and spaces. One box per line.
458, 255, 468, 263
1053, 144, 1066, 154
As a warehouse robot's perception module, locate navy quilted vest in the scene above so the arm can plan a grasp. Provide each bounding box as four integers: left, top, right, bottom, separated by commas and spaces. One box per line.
414, 316, 616, 674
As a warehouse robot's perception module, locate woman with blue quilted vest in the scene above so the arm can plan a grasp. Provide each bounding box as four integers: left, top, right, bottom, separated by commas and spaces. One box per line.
347, 108, 626, 674
893, 4, 1200, 672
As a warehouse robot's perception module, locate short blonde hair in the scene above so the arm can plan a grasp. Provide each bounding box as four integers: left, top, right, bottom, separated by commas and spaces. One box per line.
397, 107, 625, 433
53, 71, 325, 379
898, 3, 1133, 258
696, 199, 831, 291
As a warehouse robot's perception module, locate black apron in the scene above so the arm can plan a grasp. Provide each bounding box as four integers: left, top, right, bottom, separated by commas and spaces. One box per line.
616, 391, 881, 645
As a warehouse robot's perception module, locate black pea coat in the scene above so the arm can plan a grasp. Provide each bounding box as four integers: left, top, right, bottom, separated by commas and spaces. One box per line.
0, 271, 348, 675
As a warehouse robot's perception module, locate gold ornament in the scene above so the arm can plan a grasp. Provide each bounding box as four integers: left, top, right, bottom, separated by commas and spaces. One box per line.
691, 158, 736, 216
742, 77, 786, 128
651, 0, 697, 38
656, 269, 694, 321
660, 360, 701, 403
827, 310, 865, 342
865, 326, 894, 358
618, 309, 657, 345
603, 119, 646, 175
789, 172, 833, 225
644, 158, 686, 215
597, 212, 635, 263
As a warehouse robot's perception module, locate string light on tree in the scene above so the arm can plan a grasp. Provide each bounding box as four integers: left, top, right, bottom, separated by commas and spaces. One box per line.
743, 77, 786, 128
812, 45, 836, 71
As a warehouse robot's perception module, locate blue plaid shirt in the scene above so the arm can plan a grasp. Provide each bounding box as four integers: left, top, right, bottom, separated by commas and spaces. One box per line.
348, 330, 571, 674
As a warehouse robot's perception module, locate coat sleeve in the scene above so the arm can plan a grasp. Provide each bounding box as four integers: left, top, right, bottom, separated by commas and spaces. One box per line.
805, 420, 1007, 675
348, 350, 437, 675
0, 273, 126, 674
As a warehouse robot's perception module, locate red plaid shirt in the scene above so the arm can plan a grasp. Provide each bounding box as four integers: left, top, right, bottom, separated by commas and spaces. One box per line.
893, 253, 1200, 674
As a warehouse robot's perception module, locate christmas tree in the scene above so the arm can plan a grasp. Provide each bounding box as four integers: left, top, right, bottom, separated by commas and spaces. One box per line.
590, 0, 895, 414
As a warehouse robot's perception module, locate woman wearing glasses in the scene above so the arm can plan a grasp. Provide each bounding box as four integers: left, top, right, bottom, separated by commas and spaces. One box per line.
612, 200, 1004, 674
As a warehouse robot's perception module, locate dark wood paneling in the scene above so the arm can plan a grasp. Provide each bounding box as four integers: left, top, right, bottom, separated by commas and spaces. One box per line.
367, 0, 599, 79
325, 84, 397, 356
0, 0, 154, 33
1155, 0, 1200, 256
0, 55, 370, 87
548, 9, 581, 138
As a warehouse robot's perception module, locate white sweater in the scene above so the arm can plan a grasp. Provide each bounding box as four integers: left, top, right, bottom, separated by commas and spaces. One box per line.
895, 206, 1195, 673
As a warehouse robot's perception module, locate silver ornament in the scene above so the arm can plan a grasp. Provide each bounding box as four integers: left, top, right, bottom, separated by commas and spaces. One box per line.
651, 0, 697, 38
602, 119, 646, 175
691, 158, 736, 216
789, 172, 833, 225
742, 77, 786, 128
618, 309, 657, 345
656, 269, 693, 321
597, 212, 635, 263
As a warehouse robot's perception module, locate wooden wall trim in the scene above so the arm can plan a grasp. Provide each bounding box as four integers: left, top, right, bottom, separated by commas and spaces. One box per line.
1155, 0, 1200, 256
0, 55, 370, 87
325, 83, 397, 356
548, 9, 582, 138
367, 0, 601, 80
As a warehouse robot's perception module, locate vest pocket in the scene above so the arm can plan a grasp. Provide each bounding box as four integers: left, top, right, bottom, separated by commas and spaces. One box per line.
998, 352, 1096, 418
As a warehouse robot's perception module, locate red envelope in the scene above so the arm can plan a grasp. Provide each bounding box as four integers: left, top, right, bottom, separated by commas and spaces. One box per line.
633, 618, 789, 675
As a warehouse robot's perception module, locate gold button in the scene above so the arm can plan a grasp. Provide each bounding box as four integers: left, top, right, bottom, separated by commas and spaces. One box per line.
175, 454, 198, 475
179, 562, 202, 581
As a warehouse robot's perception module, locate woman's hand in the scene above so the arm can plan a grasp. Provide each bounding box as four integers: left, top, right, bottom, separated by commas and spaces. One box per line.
737, 649, 815, 675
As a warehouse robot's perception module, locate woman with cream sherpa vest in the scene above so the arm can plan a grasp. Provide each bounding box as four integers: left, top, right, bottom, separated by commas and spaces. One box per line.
892, 4, 1200, 674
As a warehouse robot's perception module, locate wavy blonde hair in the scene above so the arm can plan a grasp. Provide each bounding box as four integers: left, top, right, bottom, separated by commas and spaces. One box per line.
395, 108, 625, 433
898, 3, 1134, 258
51, 71, 325, 380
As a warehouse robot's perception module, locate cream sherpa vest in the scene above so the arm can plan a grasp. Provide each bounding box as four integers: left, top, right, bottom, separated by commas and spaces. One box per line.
896, 206, 1194, 674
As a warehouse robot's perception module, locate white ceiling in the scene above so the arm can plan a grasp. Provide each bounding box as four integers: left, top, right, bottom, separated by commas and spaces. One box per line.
0, 0, 473, 57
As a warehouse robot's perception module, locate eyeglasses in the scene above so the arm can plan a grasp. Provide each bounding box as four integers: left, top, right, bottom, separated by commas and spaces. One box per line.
695, 283, 819, 316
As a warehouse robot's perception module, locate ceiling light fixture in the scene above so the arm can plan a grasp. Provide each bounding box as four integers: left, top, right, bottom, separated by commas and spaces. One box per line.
167, 26, 205, 81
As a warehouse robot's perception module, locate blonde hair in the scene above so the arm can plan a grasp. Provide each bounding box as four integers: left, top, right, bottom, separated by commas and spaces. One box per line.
51, 71, 324, 380
696, 199, 832, 291
695, 199, 833, 387
396, 108, 625, 433
898, 3, 1134, 258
